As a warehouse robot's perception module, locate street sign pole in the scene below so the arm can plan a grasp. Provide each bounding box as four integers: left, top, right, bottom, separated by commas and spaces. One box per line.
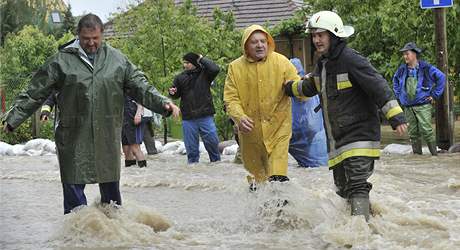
433, 8, 454, 150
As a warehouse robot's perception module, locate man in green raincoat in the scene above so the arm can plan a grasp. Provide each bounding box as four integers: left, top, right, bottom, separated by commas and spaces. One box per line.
2, 14, 180, 214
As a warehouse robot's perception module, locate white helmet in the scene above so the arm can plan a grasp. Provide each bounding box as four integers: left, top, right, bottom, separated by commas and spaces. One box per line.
305, 11, 354, 38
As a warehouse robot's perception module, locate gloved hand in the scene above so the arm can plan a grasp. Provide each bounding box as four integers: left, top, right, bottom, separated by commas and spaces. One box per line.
283, 80, 295, 97
268, 175, 290, 182
40, 110, 51, 121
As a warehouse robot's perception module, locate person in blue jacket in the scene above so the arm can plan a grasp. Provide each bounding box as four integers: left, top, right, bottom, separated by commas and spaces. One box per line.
393, 42, 446, 156
289, 58, 328, 167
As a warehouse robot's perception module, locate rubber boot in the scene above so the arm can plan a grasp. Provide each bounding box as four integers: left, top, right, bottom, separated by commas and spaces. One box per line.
268, 175, 290, 182
427, 142, 438, 156
125, 160, 136, 167
350, 197, 370, 221
137, 160, 147, 168
411, 140, 422, 155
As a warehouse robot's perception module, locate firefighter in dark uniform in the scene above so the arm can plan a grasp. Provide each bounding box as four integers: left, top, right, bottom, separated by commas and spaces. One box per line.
284, 11, 407, 220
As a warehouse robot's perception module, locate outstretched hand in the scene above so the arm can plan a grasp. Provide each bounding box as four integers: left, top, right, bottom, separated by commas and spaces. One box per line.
164, 102, 180, 118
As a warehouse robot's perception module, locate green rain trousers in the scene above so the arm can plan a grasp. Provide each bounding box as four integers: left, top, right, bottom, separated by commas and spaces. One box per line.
404, 104, 435, 143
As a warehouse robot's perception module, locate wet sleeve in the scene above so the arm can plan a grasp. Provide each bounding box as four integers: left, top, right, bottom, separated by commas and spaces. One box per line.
3, 58, 60, 129
41, 92, 57, 112
348, 52, 405, 129
169, 76, 182, 99
200, 57, 220, 82
123, 59, 171, 117
429, 66, 446, 100
223, 63, 247, 124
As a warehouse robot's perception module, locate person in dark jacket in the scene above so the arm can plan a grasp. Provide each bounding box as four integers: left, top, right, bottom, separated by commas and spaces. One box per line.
393, 42, 446, 156
2, 14, 180, 214
168, 52, 221, 164
122, 95, 147, 168
284, 11, 407, 221
40, 91, 57, 122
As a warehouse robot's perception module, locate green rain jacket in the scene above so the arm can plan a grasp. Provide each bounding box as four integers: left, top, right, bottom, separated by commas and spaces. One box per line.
3, 40, 171, 184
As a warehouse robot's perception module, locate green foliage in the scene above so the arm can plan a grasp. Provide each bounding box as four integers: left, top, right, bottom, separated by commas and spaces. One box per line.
0, 0, 68, 44
111, 0, 241, 140
0, 25, 58, 108
302, 0, 460, 89
0, 0, 39, 44
54, 4, 76, 38
271, 10, 307, 37
0, 25, 61, 144
0, 119, 33, 144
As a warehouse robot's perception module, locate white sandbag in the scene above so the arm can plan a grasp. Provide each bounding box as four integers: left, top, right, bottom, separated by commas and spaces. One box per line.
140, 143, 148, 155
199, 141, 206, 153
24, 138, 55, 152
382, 144, 413, 155
174, 141, 187, 155
43, 140, 56, 154
23, 138, 47, 151
6, 144, 26, 156
162, 141, 182, 152
155, 140, 163, 153
0, 141, 13, 156
222, 144, 239, 155
382, 143, 432, 155
26, 149, 44, 156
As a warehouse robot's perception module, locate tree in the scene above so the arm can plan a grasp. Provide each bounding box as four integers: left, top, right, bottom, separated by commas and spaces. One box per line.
0, 25, 59, 143
0, 0, 37, 44
302, 0, 459, 89
111, 0, 241, 140
55, 4, 76, 37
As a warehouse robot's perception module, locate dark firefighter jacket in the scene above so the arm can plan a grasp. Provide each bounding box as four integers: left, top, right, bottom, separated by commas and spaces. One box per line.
285, 41, 406, 168
3, 40, 172, 184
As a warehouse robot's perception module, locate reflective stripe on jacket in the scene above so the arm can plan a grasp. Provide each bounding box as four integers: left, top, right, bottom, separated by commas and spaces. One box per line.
292, 41, 405, 168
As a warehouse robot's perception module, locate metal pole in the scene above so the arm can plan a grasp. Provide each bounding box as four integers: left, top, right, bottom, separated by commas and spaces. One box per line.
433, 8, 454, 150
157, 0, 169, 145
160, 36, 168, 144
31, 111, 40, 138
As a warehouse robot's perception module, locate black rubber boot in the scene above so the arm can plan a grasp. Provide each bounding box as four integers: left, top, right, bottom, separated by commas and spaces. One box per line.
137, 160, 147, 168
427, 142, 438, 156
350, 197, 370, 221
268, 175, 290, 182
411, 140, 423, 155
125, 160, 136, 167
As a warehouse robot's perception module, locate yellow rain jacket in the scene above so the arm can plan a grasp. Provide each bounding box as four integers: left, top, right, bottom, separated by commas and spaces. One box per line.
224, 25, 300, 183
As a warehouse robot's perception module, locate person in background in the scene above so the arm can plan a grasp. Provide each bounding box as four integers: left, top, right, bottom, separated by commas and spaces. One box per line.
122, 96, 147, 168
168, 52, 221, 164
284, 11, 407, 220
141, 107, 159, 155
224, 25, 300, 191
2, 14, 179, 214
40, 91, 57, 122
393, 42, 445, 156
288, 58, 328, 168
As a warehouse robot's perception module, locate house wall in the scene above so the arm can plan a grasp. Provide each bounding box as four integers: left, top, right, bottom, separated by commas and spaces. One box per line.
274, 35, 314, 73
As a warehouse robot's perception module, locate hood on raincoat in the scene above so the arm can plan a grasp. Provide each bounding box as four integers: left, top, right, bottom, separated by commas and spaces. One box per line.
241, 25, 275, 60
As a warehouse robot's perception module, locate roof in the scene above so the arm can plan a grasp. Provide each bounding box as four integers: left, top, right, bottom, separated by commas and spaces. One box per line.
174, 0, 304, 29
104, 0, 305, 38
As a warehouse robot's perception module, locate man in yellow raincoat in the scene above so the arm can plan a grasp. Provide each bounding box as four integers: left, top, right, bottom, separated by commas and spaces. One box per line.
224, 25, 300, 190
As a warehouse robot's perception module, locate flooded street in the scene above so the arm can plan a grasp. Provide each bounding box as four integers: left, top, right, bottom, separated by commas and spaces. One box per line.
1, 151, 459, 249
